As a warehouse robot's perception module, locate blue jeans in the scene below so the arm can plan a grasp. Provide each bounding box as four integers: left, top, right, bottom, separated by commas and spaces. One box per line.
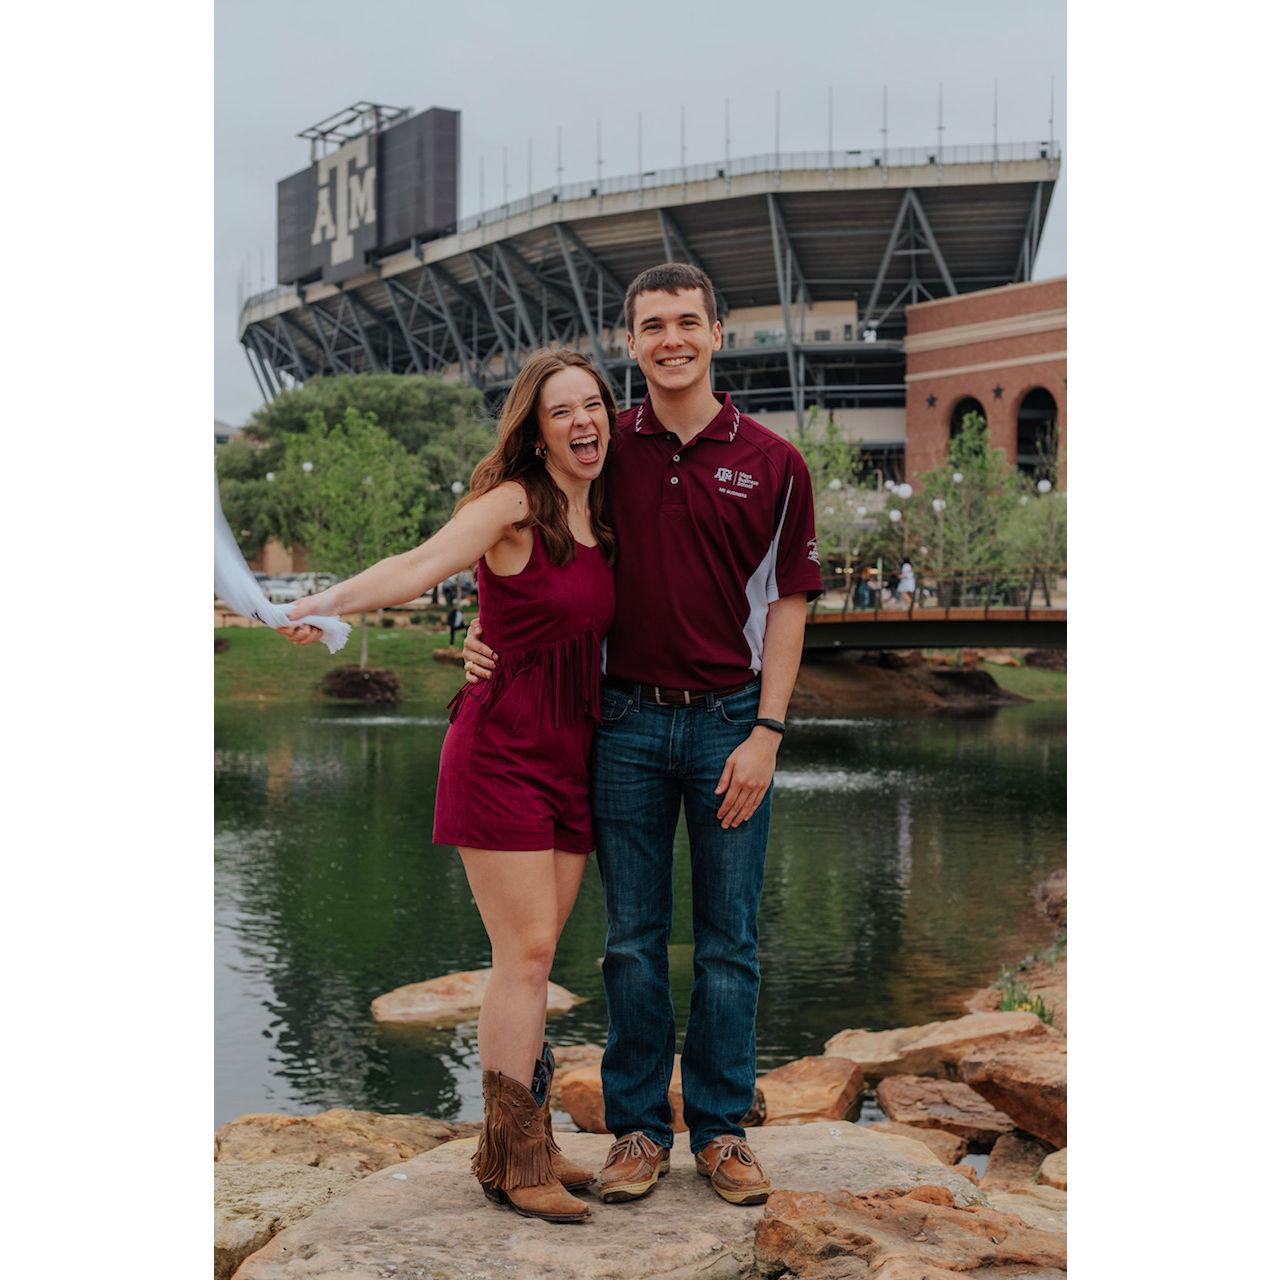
592, 680, 772, 1154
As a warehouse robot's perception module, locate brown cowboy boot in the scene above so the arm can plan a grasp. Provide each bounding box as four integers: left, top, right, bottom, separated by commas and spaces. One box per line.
536, 1043, 594, 1192
471, 1069, 591, 1222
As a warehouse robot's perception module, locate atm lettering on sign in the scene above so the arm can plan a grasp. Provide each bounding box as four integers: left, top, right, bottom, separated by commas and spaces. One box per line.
311, 135, 377, 266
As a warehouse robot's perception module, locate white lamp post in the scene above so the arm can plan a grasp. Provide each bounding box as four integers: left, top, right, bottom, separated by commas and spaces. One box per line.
952, 471, 964, 485
451, 480, 465, 495
302, 460, 314, 473
1037, 478, 1052, 494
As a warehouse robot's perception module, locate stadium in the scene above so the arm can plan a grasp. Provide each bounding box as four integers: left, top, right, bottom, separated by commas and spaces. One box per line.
238, 102, 1062, 483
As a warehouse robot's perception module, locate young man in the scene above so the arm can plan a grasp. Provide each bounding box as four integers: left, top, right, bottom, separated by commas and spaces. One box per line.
463, 262, 822, 1205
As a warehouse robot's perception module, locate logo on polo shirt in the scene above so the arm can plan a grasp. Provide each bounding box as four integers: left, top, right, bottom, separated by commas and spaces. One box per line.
807, 537, 821, 564
715, 467, 734, 482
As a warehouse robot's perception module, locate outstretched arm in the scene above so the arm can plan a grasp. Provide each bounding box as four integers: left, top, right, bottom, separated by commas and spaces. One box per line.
278, 484, 527, 644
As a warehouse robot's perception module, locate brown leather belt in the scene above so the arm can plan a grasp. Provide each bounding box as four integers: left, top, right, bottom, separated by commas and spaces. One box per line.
605, 677, 753, 707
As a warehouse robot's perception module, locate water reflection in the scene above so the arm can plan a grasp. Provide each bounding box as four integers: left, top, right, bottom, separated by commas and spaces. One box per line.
215, 701, 1064, 1125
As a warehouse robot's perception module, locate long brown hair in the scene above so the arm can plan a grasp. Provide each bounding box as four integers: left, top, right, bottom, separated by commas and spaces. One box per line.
457, 348, 617, 566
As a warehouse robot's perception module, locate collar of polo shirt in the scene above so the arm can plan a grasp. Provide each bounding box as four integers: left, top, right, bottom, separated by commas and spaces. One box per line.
633, 392, 741, 443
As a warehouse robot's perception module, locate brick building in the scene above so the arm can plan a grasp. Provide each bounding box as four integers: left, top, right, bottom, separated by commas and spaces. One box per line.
903, 277, 1066, 487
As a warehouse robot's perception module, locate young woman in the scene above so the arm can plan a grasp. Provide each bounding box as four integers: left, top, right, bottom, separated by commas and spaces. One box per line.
279, 349, 616, 1223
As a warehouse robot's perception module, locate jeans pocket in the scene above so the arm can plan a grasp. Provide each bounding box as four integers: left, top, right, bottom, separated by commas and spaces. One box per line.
601, 687, 633, 723
716, 687, 760, 727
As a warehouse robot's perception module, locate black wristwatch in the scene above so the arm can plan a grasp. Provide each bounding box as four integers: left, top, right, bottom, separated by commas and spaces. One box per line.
752, 717, 786, 736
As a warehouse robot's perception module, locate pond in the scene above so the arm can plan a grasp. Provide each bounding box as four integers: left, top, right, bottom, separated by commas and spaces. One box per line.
215, 700, 1065, 1127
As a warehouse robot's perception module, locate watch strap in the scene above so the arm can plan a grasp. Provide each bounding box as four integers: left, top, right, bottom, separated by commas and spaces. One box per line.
753, 717, 786, 736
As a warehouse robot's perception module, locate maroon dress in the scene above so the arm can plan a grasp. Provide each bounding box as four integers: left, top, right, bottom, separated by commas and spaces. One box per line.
433, 527, 615, 854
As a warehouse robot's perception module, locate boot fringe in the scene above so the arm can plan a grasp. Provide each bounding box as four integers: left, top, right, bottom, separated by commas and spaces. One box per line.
473, 1070, 557, 1191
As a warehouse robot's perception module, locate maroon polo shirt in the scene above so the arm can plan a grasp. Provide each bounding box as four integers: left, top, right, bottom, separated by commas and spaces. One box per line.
602, 391, 823, 691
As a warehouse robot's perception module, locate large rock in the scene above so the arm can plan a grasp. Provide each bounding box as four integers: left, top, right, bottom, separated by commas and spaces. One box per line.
214, 1109, 479, 1175
559, 1055, 686, 1134
758, 1056, 864, 1126
371, 968, 580, 1025
231, 1121, 984, 1280
824, 1011, 1050, 1081
549, 1043, 604, 1111
876, 1076, 1016, 1146
755, 1185, 1066, 1279
1039, 1148, 1067, 1190
959, 1032, 1067, 1150
215, 1160, 358, 1280
981, 1132, 1056, 1190
985, 1184, 1068, 1235
867, 1120, 967, 1164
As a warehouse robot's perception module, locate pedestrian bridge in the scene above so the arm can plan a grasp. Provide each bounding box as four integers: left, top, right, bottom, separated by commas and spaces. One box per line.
803, 566, 1066, 651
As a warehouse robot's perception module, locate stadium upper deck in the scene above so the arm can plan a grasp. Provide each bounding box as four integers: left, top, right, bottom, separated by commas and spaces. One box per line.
238, 141, 1059, 432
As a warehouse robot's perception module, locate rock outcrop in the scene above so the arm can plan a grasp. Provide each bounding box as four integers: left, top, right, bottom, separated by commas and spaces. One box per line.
757, 1055, 864, 1125
981, 1132, 1056, 1190
558, 1055, 686, 1134
214, 1109, 478, 1175
230, 1122, 985, 1279
959, 1032, 1067, 1150
215, 1160, 358, 1280
965, 948, 1067, 1036
984, 1184, 1068, 1235
370, 968, 580, 1025
876, 1076, 1016, 1145
755, 1184, 1066, 1279
548, 1043, 603, 1111
1039, 1148, 1067, 1190
824, 1011, 1050, 1081
867, 1120, 967, 1165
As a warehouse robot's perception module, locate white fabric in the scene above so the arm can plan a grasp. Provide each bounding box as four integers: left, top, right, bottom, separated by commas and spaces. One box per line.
741, 475, 794, 674
899, 561, 916, 594
214, 477, 351, 655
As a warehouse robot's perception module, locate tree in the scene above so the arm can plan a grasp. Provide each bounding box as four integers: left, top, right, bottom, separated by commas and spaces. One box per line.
794, 408, 879, 592
217, 373, 492, 557
1003, 485, 1067, 604
273, 408, 426, 667
884, 413, 1023, 605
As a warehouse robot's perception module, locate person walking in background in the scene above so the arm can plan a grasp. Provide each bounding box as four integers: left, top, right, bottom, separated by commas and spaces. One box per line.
279, 349, 617, 1224
898, 556, 916, 610
465, 262, 822, 1208
447, 600, 467, 646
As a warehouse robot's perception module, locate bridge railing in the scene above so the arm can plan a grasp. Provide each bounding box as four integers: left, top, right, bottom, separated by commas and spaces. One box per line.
811, 563, 1067, 622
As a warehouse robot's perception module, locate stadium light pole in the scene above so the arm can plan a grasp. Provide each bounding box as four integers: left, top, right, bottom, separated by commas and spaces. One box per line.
827, 87, 833, 185
724, 97, 731, 195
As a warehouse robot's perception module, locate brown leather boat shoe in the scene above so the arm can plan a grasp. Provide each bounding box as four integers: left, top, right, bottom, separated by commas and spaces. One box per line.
596, 1131, 671, 1203
694, 1135, 772, 1205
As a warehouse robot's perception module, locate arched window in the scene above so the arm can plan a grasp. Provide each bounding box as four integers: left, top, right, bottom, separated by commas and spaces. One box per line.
950, 396, 986, 438
1016, 387, 1058, 480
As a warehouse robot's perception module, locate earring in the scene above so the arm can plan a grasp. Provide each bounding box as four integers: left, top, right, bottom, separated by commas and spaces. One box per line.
535, 444, 547, 461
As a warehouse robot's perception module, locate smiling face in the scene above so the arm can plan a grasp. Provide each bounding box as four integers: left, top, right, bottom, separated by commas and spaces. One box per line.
536, 365, 611, 482
626, 288, 722, 394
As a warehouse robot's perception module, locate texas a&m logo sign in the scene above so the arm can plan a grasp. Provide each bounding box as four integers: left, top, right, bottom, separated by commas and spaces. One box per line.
310, 134, 377, 269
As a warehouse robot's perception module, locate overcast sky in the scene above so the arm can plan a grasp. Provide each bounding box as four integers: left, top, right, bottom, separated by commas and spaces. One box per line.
215, 0, 1065, 425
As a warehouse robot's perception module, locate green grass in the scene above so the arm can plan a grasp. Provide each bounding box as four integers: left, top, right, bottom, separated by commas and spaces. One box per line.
214, 623, 469, 707
217, 623, 1067, 707
984, 661, 1067, 702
